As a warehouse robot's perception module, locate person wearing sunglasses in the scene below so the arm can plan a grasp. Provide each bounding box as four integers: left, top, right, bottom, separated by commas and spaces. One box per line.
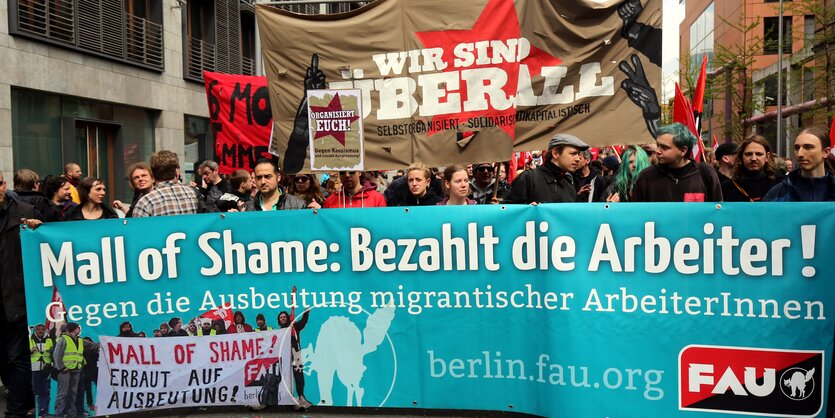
469, 163, 510, 204
323, 171, 386, 208
288, 174, 325, 209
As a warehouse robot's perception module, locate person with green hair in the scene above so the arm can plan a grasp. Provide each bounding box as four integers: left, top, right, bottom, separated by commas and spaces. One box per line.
632, 122, 723, 202
601, 145, 651, 202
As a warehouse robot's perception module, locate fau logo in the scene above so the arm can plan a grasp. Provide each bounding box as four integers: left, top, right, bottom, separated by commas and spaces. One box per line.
679, 345, 824, 417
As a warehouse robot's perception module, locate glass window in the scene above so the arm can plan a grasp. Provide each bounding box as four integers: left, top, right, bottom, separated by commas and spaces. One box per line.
184, 115, 211, 183
804, 16, 815, 48
12, 89, 156, 201
11, 89, 63, 177
764, 16, 793, 55
802, 68, 814, 102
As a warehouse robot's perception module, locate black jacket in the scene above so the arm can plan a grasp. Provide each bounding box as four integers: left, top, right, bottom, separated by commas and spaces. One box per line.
504, 163, 577, 204
763, 170, 835, 202
392, 188, 442, 206
243, 189, 306, 211
64, 203, 119, 221
0, 196, 37, 322
721, 171, 783, 202
632, 162, 723, 202
16, 191, 49, 218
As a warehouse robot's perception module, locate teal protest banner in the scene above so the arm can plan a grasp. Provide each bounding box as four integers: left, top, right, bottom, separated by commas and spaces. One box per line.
22, 203, 835, 417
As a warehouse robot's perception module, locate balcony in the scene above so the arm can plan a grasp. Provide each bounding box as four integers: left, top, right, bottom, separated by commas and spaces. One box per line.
242, 56, 254, 76
11, 0, 165, 72
186, 37, 216, 81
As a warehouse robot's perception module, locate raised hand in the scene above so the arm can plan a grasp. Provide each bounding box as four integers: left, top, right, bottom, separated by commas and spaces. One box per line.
619, 54, 661, 138
618, 0, 643, 40
284, 54, 327, 174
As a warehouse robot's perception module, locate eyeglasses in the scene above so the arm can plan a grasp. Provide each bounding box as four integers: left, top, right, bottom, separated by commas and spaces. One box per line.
294, 176, 311, 183
0, 180, 5, 186
475, 166, 494, 173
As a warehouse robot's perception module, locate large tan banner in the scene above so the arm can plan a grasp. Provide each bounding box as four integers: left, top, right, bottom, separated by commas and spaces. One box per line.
257, 0, 662, 173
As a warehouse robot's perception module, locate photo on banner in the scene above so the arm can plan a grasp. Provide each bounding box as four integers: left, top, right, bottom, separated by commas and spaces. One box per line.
20, 203, 835, 417
307, 89, 364, 172
204, 71, 273, 174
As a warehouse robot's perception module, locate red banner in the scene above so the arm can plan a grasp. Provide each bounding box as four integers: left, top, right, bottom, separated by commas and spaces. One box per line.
204, 71, 273, 174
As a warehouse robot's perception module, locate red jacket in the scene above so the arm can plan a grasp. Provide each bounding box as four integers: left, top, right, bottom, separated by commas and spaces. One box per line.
324, 183, 387, 208
227, 323, 253, 333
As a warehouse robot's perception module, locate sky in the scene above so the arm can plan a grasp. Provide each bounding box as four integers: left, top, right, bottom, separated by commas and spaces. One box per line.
661, 0, 685, 101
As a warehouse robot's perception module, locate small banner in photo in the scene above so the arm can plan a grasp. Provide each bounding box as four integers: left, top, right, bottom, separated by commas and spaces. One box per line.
307, 89, 364, 172
96, 330, 293, 415
204, 71, 274, 174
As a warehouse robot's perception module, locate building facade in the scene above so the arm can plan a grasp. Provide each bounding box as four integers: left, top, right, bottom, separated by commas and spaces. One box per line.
680, 0, 834, 155
0, 0, 351, 200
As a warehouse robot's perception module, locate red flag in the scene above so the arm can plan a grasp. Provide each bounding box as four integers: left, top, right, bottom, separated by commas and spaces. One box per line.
46, 285, 66, 334
693, 55, 708, 114
712, 134, 718, 149
674, 83, 703, 162
200, 304, 234, 328
610, 145, 624, 159
508, 154, 518, 183
204, 71, 274, 174
829, 118, 835, 148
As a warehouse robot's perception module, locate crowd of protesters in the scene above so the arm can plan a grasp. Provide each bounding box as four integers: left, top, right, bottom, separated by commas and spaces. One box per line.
2, 122, 835, 417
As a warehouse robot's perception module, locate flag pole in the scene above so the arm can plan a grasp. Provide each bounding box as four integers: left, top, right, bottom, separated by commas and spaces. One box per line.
777, 0, 785, 157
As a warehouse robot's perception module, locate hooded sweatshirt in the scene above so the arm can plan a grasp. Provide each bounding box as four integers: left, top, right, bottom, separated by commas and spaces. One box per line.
324, 182, 387, 208
632, 161, 723, 202
763, 170, 835, 202
227, 311, 253, 333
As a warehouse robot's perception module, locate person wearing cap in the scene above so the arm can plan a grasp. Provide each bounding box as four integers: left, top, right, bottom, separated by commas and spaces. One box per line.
504, 133, 590, 204
586, 156, 620, 202
53, 322, 84, 417
632, 123, 723, 202
468, 163, 510, 204
714, 142, 739, 183
722, 134, 783, 202
255, 313, 273, 331
167, 317, 189, 337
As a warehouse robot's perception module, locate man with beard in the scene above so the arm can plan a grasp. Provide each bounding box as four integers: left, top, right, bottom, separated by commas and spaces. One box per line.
226, 311, 253, 334
117, 321, 139, 337
505, 133, 590, 204
63, 162, 82, 204
324, 170, 386, 208
722, 135, 783, 201
713, 142, 739, 183
41, 176, 76, 222
633, 123, 722, 202
243, 159, 307, 211
254, 314, 272, 331
278, 307, 311, 409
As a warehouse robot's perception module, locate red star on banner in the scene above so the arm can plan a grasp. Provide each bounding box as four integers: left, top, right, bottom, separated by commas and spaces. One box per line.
415, 0, 561, 139
310, 93, 360, 146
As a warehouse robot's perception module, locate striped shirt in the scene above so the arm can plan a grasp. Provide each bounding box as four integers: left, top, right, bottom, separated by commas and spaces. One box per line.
131, 181, 200, 217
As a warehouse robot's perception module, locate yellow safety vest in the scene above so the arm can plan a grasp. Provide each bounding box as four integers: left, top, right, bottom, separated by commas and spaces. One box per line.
30, 337, 53, 365
254, 327, 273, 332
197, 328, 216, 336
62, 335, 84, 370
